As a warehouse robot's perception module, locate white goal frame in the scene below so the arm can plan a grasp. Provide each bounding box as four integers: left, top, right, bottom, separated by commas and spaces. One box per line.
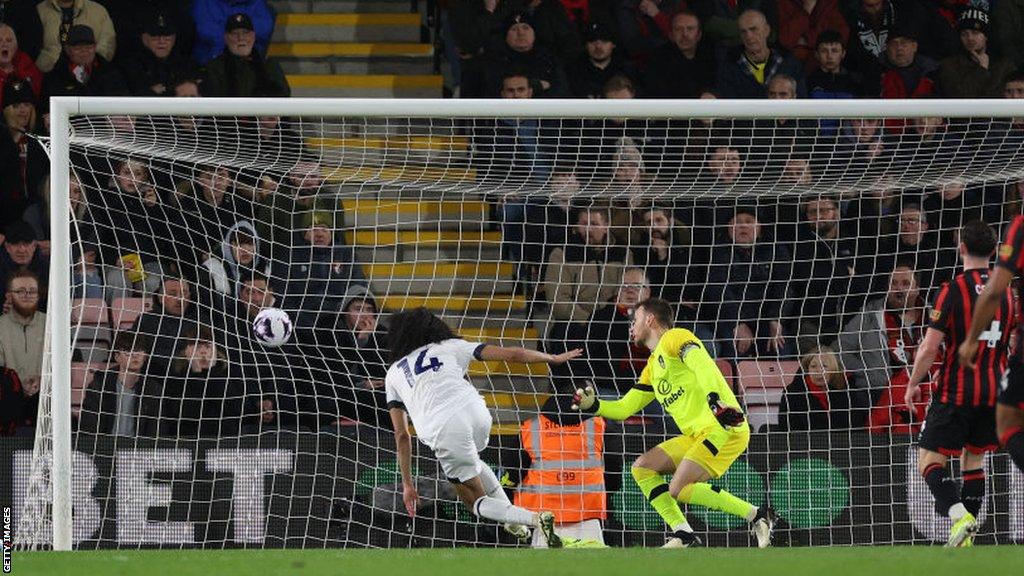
45, 96, 1024, 550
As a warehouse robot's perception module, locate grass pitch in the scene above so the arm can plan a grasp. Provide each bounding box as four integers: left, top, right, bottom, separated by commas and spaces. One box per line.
13, 546, 1022, 576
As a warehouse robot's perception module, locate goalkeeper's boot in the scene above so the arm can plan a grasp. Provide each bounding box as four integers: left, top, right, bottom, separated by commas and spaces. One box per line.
563, 537, 609, 549
946, 512, 978, 548
538, 511, 562, 549
503, 523, 532, 542
662, 530, 702, 548
750, 506, 779, 549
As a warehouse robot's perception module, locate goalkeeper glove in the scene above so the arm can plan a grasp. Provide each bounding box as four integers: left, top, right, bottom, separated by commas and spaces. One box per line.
708, 392, 745, 428
572, 384, 599, 413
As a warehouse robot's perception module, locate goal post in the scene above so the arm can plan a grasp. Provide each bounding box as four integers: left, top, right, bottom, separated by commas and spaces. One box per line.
24, 96, 1024, 551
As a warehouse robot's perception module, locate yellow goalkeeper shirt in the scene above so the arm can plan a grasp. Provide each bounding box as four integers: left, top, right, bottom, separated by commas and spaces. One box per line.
595, 328, 742, 438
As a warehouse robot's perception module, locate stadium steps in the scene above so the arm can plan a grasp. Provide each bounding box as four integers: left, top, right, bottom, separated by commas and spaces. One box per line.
271, 0, 416, 13
378, 294, 526, 314
287, 73, 442, 98
272, 43, 434, 75
363, 261, 515, 295
307, 134, 469, 165
321, 164, 475, 185
273, 13, 422, 42
342, 199, 485, 230
344, 229, 501, 247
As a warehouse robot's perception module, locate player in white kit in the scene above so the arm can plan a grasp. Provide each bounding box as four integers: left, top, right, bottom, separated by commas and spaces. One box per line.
385, 308, 582, 548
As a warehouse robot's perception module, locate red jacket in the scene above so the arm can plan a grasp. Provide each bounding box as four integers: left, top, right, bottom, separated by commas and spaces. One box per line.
0, 51, 43, 107
776, 0, 850, 72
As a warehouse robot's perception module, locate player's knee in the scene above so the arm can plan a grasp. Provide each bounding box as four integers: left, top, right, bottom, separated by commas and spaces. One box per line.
917, 451, 946, 476
630, 464, 651, 483
996, 407, 1024, 440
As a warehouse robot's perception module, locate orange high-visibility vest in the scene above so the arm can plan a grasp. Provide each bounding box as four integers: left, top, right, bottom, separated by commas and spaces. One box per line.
514, 415, 606, 523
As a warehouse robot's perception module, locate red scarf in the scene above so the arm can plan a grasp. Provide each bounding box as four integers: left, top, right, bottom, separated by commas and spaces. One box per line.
804, 374, 830, 411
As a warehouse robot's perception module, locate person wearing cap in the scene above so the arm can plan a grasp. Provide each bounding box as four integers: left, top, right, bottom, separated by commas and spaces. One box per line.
201, 11, 289, 97
0, 24, 42, 108
35, 0, 115, 73
0, 78, 46, 227
483, 12, 568, 98
0, 220, 48, 307
717, 8, 806, 98
98, 1, 196, 65
879, 22, 936, 100
567, 21, 635, 98
705, 205, 793, 358
449, 0, 529, 98
190, 0, 274, 66
936, 8, 1014, 98
40, 23, 128, 107
510, 0, 582, 64
643, 10, 716, 99
120, 12, 199, 97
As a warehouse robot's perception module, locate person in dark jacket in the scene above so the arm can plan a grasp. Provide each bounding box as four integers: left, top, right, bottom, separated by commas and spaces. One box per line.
614, 0, 685, 61
567, 21, 635, 99
879, 23, 936, 100
40, 25, 128, 112
202, 12, 289, 98
191, 0, 273, 66
935, 8, 1015, 98
807, 30, 863, 136
776, 347, 870, 431
119, 12, 199, 97
0, 78, 46, 226
129, 276, 200, 369
0, 221, 48, 308
78, 332, 150, 436
482, 13, 569, 98
643, 10, 717, 99
717, 9, 806, 98
101, 0, 196, 63
689, 0, 777, 48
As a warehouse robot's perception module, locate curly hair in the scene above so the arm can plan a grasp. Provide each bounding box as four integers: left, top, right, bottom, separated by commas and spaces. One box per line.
387, 307, 458, 362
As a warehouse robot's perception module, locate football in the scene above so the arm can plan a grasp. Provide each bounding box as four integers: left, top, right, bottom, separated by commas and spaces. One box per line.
253, 307, 293, 348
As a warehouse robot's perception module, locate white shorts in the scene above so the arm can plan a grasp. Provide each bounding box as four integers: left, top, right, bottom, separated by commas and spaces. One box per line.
431, 399, 492, 482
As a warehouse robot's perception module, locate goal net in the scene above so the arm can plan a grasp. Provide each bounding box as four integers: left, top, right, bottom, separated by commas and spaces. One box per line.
10, 97, 1024, 550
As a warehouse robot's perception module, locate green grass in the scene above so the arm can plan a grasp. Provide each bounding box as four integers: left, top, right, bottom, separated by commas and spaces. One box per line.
13, 546, 1023, 576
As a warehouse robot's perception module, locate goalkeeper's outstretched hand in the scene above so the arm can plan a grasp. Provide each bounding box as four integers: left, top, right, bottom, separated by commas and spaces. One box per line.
572, 384, 597, 412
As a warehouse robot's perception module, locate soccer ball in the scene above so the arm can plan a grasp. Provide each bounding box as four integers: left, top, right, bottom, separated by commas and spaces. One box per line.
253, 307, 293, 348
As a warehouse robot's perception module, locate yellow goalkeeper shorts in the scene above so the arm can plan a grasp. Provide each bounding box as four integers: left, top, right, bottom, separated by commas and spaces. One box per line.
656, 425, 750, 479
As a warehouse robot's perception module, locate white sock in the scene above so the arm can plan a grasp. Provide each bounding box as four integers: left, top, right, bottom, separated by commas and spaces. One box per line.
477, 463, 510, 503
671, 521, 693, 533
948, 502, 968, 521
745, 507, 759, 522
473, 496, 537, 527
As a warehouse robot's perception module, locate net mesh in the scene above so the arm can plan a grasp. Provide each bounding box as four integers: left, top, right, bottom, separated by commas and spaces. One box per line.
13, 105, 1024, 549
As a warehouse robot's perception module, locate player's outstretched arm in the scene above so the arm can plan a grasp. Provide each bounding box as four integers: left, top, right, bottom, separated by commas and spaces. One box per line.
960, 266, 1014, 370
478, 344, 583, 365
905, 327, 943, 411
389, 407, 418, 517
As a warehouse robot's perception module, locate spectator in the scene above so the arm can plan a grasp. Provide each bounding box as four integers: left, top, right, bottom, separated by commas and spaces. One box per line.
0, 270, 45, 412
705, 206, 792, 358
564, 266, 651, 395
483, 13, 569, 98
614, 0, 685, 61
993, 0, 1024, 67
775, 0, 849, 72
702, 143, 743, 183
1, 78, 47, 225
690, 0, 778, 48
280, 210, 366, 328
40, 24, 129, 107
515, 0, 582, 64
842, 0, 895, 83
776, 346, 870, 431
172, 164, 248, 254
202, 13, 289, 97
129, 276, 200, 368
830, 117, 887, 176
568, 21, 634, 99
575, 76, 652, 180
201, 220, 273, 297
120, 12, 199, 97
36, 0, 116, 73
0, 365, 24, 435
448, 0, 524, 98
0, 0, 43, 61
100, 1, 195, 64
520, 167, 578, 289
628, 204, 692, 307
935, 8, 1014, 98
544, 205, 632, 324
155, 325, 254, 437
879, 23, 936, 100
745, 74, 817, 176
77, 332, 150, 436
191, 0, 274, 66
643, 10, 717, 99
473, 70, 556, 182
717, 9, 805, 99
807, 30, 863, 137
838, 264, 925, 393
0, 221, 47, 306
790, 196, 872, 352
0, 24, 43, 107
877, 202, 953, 293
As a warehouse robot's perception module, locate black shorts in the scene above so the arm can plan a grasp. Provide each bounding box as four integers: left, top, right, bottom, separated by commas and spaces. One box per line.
918, 402, 998, 456
999, 361, 1024, 410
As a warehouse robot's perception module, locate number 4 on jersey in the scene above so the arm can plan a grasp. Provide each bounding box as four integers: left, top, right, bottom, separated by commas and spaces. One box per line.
414, 349, 444, 374
979, 320, 1002, 347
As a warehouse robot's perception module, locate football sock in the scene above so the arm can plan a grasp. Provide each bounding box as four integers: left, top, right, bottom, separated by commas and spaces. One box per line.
923, 463, 963, 518
472, 496, 537, 527
960, 468, 985, 518
1001, 426, 1024, 473
476, 463, 509, 503
677, 483, 758, 521
632, 465, 689, 530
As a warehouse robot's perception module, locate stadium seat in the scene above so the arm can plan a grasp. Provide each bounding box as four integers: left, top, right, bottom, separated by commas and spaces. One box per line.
736, 360, 800, 432
715, 359, 735, 389
109, 297, 152, 330
71, 298, 111, 347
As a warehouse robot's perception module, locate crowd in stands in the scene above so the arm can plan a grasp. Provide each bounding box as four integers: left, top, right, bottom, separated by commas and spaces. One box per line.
2, 0, 1024, 441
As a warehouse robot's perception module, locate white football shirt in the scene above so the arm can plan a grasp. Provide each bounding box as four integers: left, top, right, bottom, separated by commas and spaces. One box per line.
384, 338, 487, 447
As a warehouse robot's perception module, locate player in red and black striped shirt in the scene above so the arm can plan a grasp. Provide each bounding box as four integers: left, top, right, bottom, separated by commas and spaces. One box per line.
960, 215, 1024, 478
905, 221, 1013, 547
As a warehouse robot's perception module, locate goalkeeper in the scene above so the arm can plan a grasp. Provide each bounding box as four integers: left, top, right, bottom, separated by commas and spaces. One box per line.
573, 298, 777, 548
